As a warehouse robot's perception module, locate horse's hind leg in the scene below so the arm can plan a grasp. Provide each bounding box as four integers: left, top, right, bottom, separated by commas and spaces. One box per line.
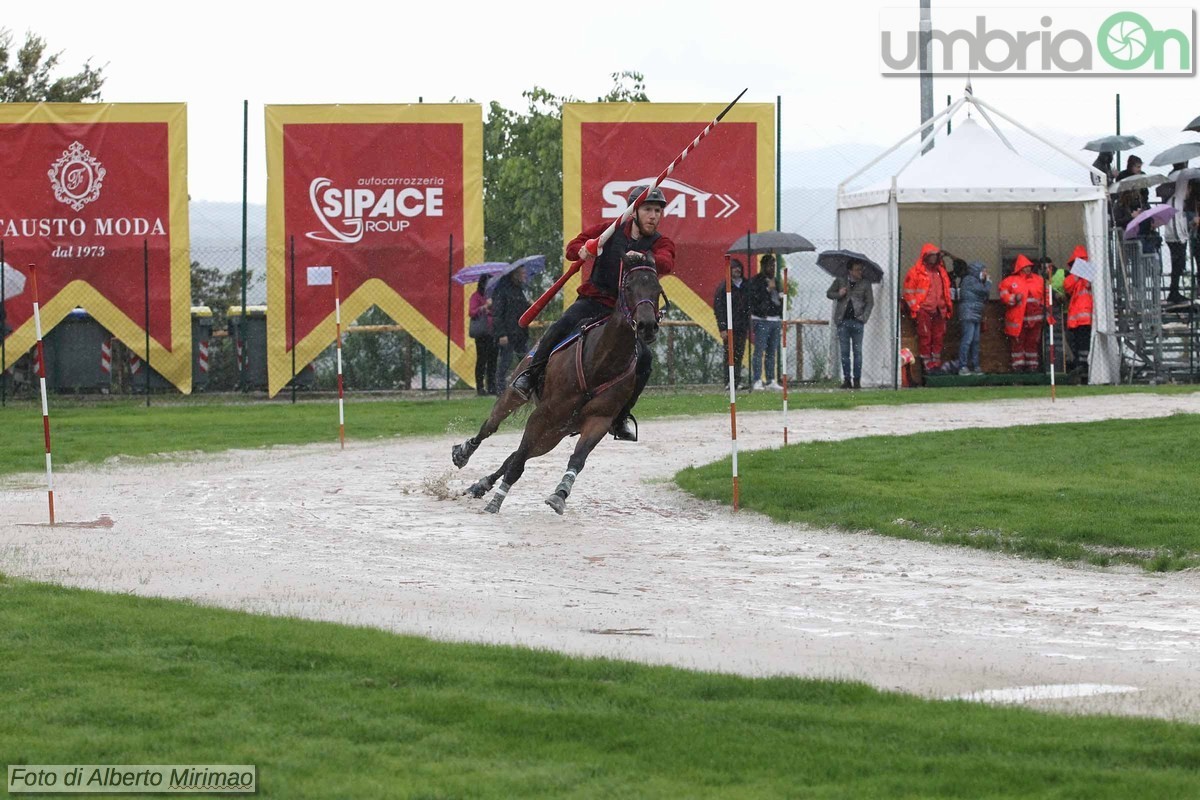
452, 383, 529, 469
484, 415, 561, 514
465, 454, 513, 499
545, 416, 611, 515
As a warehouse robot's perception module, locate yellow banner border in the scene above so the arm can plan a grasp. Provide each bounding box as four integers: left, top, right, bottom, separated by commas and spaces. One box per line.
0, 103, 191, 392
264, 104, 484, 396
562, 102, 775, 339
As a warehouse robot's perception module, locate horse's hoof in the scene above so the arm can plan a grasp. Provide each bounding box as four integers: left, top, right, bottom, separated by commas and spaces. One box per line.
465, 478, 492, 499
451, 443, 472, 469
484, 500, 502, 514
545, 494, 566, 515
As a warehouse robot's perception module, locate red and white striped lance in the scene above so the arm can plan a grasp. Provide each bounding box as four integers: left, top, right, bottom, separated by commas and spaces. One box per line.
723, 254, 740, 511
29, 264, 55, 525
334, 270, 345, 449
198, 340, 210, 374
520, 88, 749, 328
100, 338, 112, 375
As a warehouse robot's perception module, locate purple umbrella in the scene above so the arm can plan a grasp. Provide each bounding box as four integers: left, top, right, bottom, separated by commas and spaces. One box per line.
1123, 204, 1177, 239
452, 254, 547, 288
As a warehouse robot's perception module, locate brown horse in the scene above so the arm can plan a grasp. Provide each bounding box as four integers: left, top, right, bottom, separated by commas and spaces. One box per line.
451, 265, 663, 514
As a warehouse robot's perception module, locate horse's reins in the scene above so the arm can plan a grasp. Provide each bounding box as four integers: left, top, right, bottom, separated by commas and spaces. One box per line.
574, 263, 663, 400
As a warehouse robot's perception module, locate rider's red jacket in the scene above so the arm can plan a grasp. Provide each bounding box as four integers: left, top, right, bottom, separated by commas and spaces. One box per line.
566, 220, 675, 307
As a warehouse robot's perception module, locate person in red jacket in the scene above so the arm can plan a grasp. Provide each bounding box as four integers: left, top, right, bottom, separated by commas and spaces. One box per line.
902, 243, 953, 371
1062, 245, 1093, 375
511, 185, 675, 440
998, 254, 1046, 372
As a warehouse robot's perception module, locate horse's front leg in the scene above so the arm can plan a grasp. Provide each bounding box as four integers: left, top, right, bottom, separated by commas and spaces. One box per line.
452, 377, 530, 468
545, 415, 611, 515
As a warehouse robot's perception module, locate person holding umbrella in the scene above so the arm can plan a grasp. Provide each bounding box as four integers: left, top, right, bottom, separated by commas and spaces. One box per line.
747, 253, 783, 391
469, 274, 497, 395
491, 265, 532, 394
825, 259, 875, 389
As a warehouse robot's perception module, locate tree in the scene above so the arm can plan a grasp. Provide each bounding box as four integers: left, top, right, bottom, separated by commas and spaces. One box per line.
0, 28, 105, 102
482, 72, 649, 301
190, 261, 250, 390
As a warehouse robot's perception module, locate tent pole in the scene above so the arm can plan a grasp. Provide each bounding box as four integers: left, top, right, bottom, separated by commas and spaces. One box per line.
969, 96, 1107, 182
838, 97, 967, 195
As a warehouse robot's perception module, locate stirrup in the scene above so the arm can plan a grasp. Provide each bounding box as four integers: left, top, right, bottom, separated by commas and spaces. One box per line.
611, 413, 638, 442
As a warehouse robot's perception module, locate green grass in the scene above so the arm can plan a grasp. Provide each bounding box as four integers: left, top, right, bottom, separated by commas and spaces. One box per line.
677, 414, 1200, 571
2, 576, 1198, 798
0, 384, 1192, 478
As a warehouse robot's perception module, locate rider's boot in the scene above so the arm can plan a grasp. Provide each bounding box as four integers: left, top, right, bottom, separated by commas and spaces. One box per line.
510, 360, 543, 400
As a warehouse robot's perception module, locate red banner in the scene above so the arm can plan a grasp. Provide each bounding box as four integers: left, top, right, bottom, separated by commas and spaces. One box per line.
563, 103, 775, 335
265, 105, 483, 395
0, 104, 190, 390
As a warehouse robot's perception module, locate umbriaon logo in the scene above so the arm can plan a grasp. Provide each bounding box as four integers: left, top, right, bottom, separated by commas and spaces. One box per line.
879, 7, 1193, 75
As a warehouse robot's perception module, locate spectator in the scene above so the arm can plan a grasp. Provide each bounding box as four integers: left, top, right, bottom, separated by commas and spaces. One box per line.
491, 265, 531, 393
747, 253, 783, 391
1062, 246, 1093, 376
827, 260, 874, 389
1091, 151, 1116, 187
468, 274, 498, 396
955, 260, 990, 375
902, 243, 953, 372
998, 254, 1045, 372
713, 258, 751, 390
1158, 161, 1191, 304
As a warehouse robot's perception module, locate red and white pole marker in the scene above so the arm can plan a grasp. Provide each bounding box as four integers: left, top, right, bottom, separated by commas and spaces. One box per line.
334, 270, 345, 449
29, 264, 55, 525
779, 254, 789, 445
723, 255, 740, 511
520, 88, 748, 328
1047, 276, 1056, 403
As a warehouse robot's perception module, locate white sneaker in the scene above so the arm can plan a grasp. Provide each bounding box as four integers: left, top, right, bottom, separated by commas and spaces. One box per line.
752, 380, 764, 391
958, 367, 970, 375
766, 381, 783, 391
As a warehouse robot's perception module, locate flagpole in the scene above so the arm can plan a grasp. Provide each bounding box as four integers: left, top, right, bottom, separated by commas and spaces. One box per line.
335, 270, 345, 448
30, 264, 55, 526
724, 254, 740, 512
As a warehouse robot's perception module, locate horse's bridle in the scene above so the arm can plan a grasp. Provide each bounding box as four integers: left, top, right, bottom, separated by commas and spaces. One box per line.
616, 263, 669, 330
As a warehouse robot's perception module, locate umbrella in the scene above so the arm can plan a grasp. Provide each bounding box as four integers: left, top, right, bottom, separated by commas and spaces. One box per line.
815, 250, 884, 283
1184, 115, 1200, 133
451, 254, 546, 288
1, 261, 27, 299
1123, 204, 1177, 239
1083, 134, 1143, 152
1108, 173, 1168, 194
725, 230, 815, 255
1149, 142, 1200, 167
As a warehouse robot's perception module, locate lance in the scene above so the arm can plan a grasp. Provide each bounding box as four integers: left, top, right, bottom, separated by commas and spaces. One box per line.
519, 87, 748, 328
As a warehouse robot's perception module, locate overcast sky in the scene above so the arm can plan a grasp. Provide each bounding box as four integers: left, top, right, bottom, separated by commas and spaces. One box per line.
8, 0, 1196, 203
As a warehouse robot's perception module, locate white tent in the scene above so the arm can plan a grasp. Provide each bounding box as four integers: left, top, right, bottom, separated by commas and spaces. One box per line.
836, 90, 1118, 386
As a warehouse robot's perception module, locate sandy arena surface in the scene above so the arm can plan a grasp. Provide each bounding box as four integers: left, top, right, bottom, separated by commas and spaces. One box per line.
3, 391, 1200, 721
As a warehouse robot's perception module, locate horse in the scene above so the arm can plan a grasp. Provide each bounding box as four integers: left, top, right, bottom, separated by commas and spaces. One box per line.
450, 264, 664, 514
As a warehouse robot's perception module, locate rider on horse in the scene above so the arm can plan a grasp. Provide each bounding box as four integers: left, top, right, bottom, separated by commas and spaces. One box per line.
511, 185, 676, 440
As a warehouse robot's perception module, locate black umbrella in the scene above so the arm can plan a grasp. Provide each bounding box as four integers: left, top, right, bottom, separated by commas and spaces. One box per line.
1184, 115, 1200, 133
1083, 134, 1143, 152
725, 230, 815, 255
816, 250, 884, 283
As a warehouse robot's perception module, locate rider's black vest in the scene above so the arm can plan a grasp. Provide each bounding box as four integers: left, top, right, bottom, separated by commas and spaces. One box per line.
589, 224, 660, 298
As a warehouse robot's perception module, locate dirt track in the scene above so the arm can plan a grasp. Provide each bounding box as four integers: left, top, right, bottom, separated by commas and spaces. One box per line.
3, 391, 1200, 720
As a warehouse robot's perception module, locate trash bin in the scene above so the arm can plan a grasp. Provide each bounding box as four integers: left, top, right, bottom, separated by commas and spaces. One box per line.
228, 305, 268, 391
228, 305, 315, 392
42, 307, 112, 393
129, 344, 172, 393
191, 306, 214, 392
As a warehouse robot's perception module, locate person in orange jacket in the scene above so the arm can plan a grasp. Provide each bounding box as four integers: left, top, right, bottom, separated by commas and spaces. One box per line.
1062, 245, 1093, 375
998, 254, 1047, 372
902, 243, 953, 371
